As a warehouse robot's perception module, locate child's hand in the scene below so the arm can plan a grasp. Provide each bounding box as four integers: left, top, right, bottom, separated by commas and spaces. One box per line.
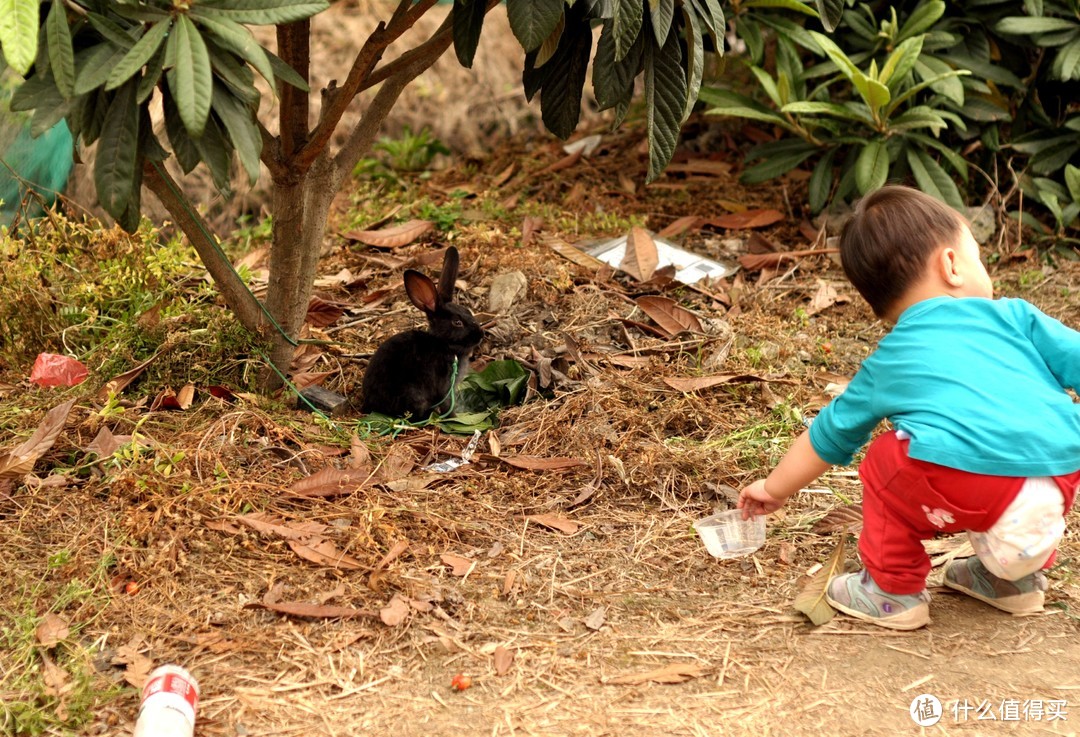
738, 479, 785, 519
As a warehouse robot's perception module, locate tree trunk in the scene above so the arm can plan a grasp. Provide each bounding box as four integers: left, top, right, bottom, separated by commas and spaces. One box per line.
263, 153, 337, 385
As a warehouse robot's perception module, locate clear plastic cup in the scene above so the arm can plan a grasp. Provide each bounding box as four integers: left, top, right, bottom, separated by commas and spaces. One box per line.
693, 509, 766, 559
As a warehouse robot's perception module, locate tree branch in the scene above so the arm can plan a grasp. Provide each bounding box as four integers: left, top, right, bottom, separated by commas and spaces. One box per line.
292, 22, 390, 172
258, 121, 286, 180
277, 20, 311, 165
294, 0, 441, 173
360, 0, 498, 94
143, 162, 267, 334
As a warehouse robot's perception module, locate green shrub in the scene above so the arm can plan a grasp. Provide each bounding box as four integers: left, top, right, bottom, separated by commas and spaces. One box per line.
704, 0, 1080, 236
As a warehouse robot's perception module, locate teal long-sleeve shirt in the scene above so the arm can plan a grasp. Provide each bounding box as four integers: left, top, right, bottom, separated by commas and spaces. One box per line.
809, 296, 1080, 477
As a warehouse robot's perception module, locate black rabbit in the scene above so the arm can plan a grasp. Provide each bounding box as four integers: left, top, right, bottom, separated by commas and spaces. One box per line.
360, 246, 484, 419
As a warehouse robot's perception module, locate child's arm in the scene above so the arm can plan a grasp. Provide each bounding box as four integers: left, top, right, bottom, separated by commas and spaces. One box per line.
738, 430, 833, 518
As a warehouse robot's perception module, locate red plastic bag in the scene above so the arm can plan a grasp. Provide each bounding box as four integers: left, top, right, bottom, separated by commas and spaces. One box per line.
30, 353, 89, 387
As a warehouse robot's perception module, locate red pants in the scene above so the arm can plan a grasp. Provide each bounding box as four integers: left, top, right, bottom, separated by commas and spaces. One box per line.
857, 432, 1080, 594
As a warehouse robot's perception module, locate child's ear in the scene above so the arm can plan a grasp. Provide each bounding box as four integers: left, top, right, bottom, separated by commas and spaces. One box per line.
938, 246, 964, 287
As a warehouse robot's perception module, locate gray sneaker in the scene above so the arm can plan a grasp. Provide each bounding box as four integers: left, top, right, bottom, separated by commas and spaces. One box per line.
943, 557, 1046, 614
825, 570, 931, 630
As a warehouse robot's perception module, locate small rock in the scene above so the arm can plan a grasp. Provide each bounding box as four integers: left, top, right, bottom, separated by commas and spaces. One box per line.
966, 205, 996, 244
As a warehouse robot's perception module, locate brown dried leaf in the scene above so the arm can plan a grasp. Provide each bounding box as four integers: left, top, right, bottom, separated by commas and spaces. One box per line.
291, 371, 334, 391
533, 149, 582, 177
635, 296, 703, 337
494, 455, 588, 472
344, 219, 434, 248
545, 235, 606, 270
85, 426, 125, 459
247, 600, 377, 621
604, 662, 706, 685
317, 583, 346, 605
521, 216, 544, 247
524, 513, 580, 535
662, 374, 781, 392
35, 613, 69, 647
0, 399, 77, 480
706, 208, 784, 229
657, 215, 703, 239
176, 384, 195, 410
738, 247, 839, 273
349, 435, 371, 469
377, 443, 417, 483
806, 279, 851, 317
286, 538, 367, 570
620, 227, 659, 282
98, 357, 153, 399
374, 540, 409, 571
665, 159, 732, 177
491, 162, 516, 187
812, 504, 864, 535
794, 538, 848, 626
380, 594, 411, 627
236, 512, 326, 539
583, 607, 607, 631
747, 231, 781, 254
441, 553, 474, 577
205, 518, 242, 534
289, 467, 372, 498
494, 645, 515, 676
306, 297, 346, 328
112, 640, 154, 689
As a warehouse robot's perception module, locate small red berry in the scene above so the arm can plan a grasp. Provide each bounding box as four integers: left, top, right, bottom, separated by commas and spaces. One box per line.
450, 673, 472, 691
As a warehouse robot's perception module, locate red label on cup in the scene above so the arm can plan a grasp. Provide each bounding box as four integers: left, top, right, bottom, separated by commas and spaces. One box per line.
142, 671, 199, 713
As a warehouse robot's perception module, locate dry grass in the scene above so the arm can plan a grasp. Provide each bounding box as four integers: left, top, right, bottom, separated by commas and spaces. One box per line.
3, 124, 1080, 737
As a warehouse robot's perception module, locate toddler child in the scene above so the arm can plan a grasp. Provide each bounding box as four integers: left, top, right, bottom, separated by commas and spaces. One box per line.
738, 185, 1080, 630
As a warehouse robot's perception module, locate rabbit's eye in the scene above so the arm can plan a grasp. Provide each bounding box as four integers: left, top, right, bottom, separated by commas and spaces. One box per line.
452, 319, 463, 327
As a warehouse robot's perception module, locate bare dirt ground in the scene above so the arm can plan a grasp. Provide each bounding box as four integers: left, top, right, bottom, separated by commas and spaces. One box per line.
3, 105, 1080, 737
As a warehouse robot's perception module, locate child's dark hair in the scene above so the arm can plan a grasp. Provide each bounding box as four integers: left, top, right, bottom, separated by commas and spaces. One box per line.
839, 186, 967, 318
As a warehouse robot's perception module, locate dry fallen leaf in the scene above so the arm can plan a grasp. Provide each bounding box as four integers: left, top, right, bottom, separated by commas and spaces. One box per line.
289, 467, 372, 498
657, 215, 704, 239
805, 279, 851, 317
620, 226, 659, 282
306, 296, 346, 328
0, 399, 77, 480
794, 538, 847, 626
376, 443, 417, 483
35, 613, 70, 647
812, 504, 864, 535
343, 219, 434, 248
374, 540, 409, 571
494, 645, 515, 676
544, 235, 606, 270
287, 537, 368, 570
247, 600, 378, 621
707, 208, 784, 229
84, 426, 127, 459
441, 553, 475, 577
635, 296, 703, 337
492, 455, 588, 472
583, 607, 607, 631
112, 639, 155, 688
604, 662, 706, 685
524, 513, 580, 535
380, 594, 411, 627
98, 350, 168, 399
662, 374, 788, 392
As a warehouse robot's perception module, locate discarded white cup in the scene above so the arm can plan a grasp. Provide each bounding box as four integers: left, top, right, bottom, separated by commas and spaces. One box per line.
133, 664, 199, 737
693, 509, 765, 559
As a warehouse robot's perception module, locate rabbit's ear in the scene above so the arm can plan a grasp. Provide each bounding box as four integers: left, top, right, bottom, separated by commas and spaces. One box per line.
404, 270, 439, 314
438, 246, 460, 303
